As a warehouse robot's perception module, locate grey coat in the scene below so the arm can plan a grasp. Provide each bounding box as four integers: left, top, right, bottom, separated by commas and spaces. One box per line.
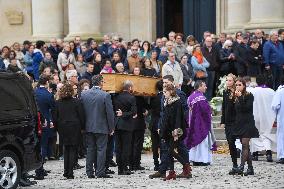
81, 87, 115, 134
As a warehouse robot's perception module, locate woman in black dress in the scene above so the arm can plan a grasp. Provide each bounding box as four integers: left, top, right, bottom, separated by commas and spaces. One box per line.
220, 73, 238, 175
234, 78, 259, 176
52, 83, 85, 179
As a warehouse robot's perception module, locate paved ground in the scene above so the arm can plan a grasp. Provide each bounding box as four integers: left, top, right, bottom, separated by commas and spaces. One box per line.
21, 154, 284, 189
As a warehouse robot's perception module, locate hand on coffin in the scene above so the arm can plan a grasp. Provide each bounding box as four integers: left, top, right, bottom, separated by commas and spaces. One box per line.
116, 109, 123, 117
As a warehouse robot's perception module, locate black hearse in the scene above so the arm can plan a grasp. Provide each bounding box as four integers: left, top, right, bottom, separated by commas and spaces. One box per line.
0, 72, 41, 189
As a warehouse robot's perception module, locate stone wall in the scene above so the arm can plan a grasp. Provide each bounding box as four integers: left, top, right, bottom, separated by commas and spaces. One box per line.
1, 0, 284, 46
0, 0, 156, 46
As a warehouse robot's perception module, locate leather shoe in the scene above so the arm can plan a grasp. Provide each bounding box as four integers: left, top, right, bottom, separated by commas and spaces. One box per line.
97, 174, 113, 178
105, 169, 115, 174
34, 175, 44, 180
118, 170, 133, 175
276, 158, 284, 164
67, 176, 74, 179
109, 160, 117, 167
132, 165, 145, 171
87, 175, 96, 178
19, 179, 32, 187
73, 163, 84, 170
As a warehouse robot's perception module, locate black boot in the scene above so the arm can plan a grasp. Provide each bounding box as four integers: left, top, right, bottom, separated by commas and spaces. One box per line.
228, 165, 238, 175
252, 152, 258, 161
266, 150, 273, 162
235, 165, 244, 175
244, 166, 254, 176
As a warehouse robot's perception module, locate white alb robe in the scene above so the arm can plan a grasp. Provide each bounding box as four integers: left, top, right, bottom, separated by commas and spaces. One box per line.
248, 87, 277, 153
272, 85, 284, 159
188, 130, 215, 164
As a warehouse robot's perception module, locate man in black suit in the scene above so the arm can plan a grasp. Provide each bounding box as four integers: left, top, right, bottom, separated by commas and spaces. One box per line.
130, 96, 148, 171
113, 80, 137, 175
149, 80, 163, 171
73, 36, 82, 57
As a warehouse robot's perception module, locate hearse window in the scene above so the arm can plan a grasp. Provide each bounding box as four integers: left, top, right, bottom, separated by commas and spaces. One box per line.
0, 80, 27, 120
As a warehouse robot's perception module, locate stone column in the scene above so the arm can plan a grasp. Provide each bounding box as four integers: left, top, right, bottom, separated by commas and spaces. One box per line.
32, 0, 64, 39
65, 0, 101, 41
245, 0, 284, 30
226, 0, 250, 32
129, 0, 156, 42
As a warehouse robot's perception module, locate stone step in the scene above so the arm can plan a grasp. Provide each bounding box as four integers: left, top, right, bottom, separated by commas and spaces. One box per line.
216, 140, 228, 146
213, 127, 226, 140
212, 115, 222, 122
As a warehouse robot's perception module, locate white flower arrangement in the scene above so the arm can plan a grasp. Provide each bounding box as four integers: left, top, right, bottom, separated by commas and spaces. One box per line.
143, 136, 152, 151
210, 75, 227, 115
216, 75, 227, 97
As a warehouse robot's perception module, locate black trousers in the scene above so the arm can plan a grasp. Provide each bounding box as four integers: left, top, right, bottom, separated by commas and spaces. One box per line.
151, 129, 160, 166
105, 135, 114, 168
115, 130, 132, 171
64, 145, 77, 177
225, 126, 238, 167
130, 129, 145, 168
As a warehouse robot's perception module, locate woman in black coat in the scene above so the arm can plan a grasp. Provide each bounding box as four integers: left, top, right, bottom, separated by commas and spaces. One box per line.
247, 40, 262, 78
52, 83, 85, 179
159, 84, 191, 181
179, 55, 194, 96
220, 74, 238, 174
234, 78, 259, 176
219, 40, 236, 76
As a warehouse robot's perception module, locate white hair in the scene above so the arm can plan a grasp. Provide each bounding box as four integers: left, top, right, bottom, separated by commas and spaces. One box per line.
66, 70, 77, 81
115, 62, 124, 68
270, 30, 278, 36
223, 40, 233, 49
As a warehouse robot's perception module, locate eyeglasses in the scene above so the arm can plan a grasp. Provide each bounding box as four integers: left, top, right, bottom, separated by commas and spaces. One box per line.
235, 84, 242, 86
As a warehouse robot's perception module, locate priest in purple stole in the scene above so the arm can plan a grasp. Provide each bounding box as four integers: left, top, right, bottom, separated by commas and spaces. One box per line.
184, 80, 217, 166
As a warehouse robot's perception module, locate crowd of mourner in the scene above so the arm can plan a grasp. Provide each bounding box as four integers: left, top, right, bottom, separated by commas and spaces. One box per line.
0, 28, 284, 186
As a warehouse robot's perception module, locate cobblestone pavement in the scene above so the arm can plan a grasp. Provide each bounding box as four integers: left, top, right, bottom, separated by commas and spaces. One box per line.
21, 154, 284, 189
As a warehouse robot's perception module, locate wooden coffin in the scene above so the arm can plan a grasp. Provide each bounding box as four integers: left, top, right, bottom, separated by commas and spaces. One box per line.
101, 73, 160, 96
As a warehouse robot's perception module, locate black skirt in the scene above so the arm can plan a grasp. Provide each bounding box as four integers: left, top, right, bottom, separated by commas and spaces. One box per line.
233, 117, 259, 138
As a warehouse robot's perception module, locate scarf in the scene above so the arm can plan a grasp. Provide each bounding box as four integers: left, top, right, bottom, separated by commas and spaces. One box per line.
193, 51, 203, 64
102, 66, 113, 73
164, 95, 180, 107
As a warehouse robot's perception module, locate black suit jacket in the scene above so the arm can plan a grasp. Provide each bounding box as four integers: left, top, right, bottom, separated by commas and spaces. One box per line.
52, 98, 85, 145
47, 45, 62, 63
113, 91, 137, 131
133, 96, 148, 130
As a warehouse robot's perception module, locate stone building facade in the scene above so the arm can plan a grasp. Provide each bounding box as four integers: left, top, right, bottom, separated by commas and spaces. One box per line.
0, 0, 283, 46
